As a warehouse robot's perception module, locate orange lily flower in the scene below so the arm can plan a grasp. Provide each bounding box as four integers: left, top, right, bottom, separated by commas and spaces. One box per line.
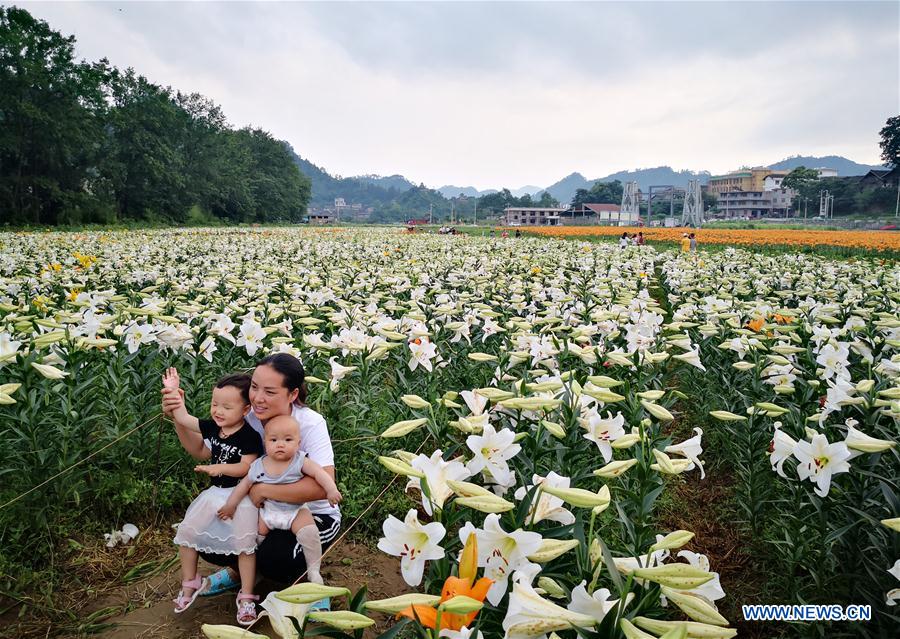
397, 533, 492, 632
746, 317, 765, 332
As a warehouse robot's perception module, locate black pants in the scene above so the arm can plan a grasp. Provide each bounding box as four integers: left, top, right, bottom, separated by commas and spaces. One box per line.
200, 513, 341, 584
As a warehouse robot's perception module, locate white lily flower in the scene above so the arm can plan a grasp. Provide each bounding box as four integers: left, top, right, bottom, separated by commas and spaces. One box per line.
581, 411, 626, 463
235, 318, 266, 356
675, 550, 726, 605
328, 356, 358, 392
407, 449, 472, 515
259, 590, 309, 639
502, 580, 595, 639
377, 509, 446, 586
466, 422, 521, 493
458, 513, 543, 605
665, 427, 705, 479
513, 472, 575, 525
567, 580, 633, 624
460, 389, 489, 416
794, 433, 852, 497
768, 422, 796, 478
408, 337, 439, 372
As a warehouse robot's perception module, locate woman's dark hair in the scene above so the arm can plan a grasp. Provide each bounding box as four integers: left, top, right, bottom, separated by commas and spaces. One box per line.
215, 373, 252, 404
255, 353, 308, 404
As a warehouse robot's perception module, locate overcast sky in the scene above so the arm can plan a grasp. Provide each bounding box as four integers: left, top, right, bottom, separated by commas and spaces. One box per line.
20, 1, 900, 190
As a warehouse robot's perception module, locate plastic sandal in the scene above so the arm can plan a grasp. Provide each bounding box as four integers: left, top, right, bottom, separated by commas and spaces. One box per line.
173, 575, 207, 613
199, 567, 240, 597
309, 597, 331, 612
236, 591, 259, 626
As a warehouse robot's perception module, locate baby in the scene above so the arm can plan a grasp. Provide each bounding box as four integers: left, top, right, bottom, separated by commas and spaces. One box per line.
219, 414, 342, 584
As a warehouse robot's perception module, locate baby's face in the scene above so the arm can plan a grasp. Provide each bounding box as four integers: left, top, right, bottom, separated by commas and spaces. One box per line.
264, 417, 300, 461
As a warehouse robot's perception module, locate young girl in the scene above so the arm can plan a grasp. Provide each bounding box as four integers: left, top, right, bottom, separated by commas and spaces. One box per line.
219, 414, 342, 585
166, 369, 262, 625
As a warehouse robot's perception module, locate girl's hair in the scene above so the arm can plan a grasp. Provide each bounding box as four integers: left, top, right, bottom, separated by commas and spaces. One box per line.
255, 353, 308, 404
215, 373, 252, 404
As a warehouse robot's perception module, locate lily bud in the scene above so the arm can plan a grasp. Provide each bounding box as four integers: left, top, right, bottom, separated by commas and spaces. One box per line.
540, 484, 611, 509
30, 362, 68, 379
527, 538, 580, 563
611, 433, 641, 449
474, 387, 515, 401
365, 593, 442, 614
307, 611, 375, 630
878, 387, 900, 399
447, 480, 493, 498
537, 577, 566, 598
634, 617, 737, 638
620, 619, 658, 639
845, 426, 896, 453
401, 394, 431, 409
583, 386, 627, 402
589, 538, 602, 565
630, 564, 714, 589
709, 411, 747, 422
305, 375, 327, 384
541, 420, 566, 438
662, 587, 729, 626
650, 530, 695, 552
277, 582, 350, 604
378, 456, 424, 478
499, 397, 562, 411
587, 375, 624, 388
456, 494, 515, 513
31, 331, 68, 348
881, 517, 900, 532
593, 459, 638, 478
201, 624, 269, 639
605, 352, 635, 367
641, 400, 674, 421
755, 402, 788, 416
637, 390, 666, 400
459, 532, 478, 584
468, 352, 499, 362
439, 595, 484, 615
855, 379, 875, 393
381, 418, 429, 438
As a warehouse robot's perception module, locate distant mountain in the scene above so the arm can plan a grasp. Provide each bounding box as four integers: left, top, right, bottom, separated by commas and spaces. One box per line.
355, 174, 418, 191
510, 185, 543, 198
768, 155, 886, 176
437, 185, 492, 199
284, 144, 401, 208
543, 173, 593, 204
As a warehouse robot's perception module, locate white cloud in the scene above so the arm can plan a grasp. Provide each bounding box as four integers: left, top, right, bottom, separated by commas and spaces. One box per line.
20, 1, 899, 189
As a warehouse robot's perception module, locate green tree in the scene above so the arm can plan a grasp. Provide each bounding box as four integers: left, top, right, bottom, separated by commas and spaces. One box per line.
880, 115, 900, 167
0, 7, 109, 224
570, 180, 623, 207
782, 166, 820, 191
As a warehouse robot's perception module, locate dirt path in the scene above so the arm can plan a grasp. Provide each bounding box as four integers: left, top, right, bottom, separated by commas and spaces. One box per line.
83, 541, 410, 639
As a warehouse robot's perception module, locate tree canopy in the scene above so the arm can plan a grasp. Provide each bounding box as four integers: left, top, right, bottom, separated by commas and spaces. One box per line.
0, 7, 310, 225
879, 115, 900, 168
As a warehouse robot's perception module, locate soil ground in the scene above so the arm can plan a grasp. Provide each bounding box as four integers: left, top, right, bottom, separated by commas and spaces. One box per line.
1, 522, 411, 639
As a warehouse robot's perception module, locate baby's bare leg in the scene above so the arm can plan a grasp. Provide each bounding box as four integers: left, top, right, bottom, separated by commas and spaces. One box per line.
257, 515, 270, 546
292, 509, 323, 584
290, 508, 315, 534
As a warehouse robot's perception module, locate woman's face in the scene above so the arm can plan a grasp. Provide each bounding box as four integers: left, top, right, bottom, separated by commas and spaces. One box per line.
249, 364, 298, 421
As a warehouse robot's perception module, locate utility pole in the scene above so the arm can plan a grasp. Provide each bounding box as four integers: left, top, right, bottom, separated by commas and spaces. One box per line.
429, 203, 433, 225
474, 199, 477, 226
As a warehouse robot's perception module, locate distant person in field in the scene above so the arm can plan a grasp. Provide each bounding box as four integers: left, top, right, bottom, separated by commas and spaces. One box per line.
515, 228, 522, 238
619, 232, 629, 248
681, 233, 691, 252
162, 354, 340, 612
689, 232, 698, 252
167, 371, 261, 623
637, 231, 645, 246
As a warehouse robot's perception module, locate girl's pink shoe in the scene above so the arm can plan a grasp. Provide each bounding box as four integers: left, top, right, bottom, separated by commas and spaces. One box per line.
173, 575, 206, 613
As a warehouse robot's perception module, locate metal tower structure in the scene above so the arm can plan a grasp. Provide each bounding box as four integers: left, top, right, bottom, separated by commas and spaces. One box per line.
621, 181, 640, 224
681, 179, 703, 227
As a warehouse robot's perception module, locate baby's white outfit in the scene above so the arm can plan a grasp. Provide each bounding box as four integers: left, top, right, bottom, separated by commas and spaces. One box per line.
248, 451, 308, 530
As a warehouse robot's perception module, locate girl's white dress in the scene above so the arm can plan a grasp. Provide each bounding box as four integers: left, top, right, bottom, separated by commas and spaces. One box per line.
173, 487, 258, 554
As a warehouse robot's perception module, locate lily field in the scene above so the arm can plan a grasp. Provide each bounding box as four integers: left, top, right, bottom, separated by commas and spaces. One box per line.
0, 227, 899, 639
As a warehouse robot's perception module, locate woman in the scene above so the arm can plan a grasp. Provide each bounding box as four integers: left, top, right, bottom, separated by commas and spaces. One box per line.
162, 353, 340, 606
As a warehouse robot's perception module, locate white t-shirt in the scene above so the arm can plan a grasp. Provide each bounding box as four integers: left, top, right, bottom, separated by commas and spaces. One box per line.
246, 404, 340, 519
